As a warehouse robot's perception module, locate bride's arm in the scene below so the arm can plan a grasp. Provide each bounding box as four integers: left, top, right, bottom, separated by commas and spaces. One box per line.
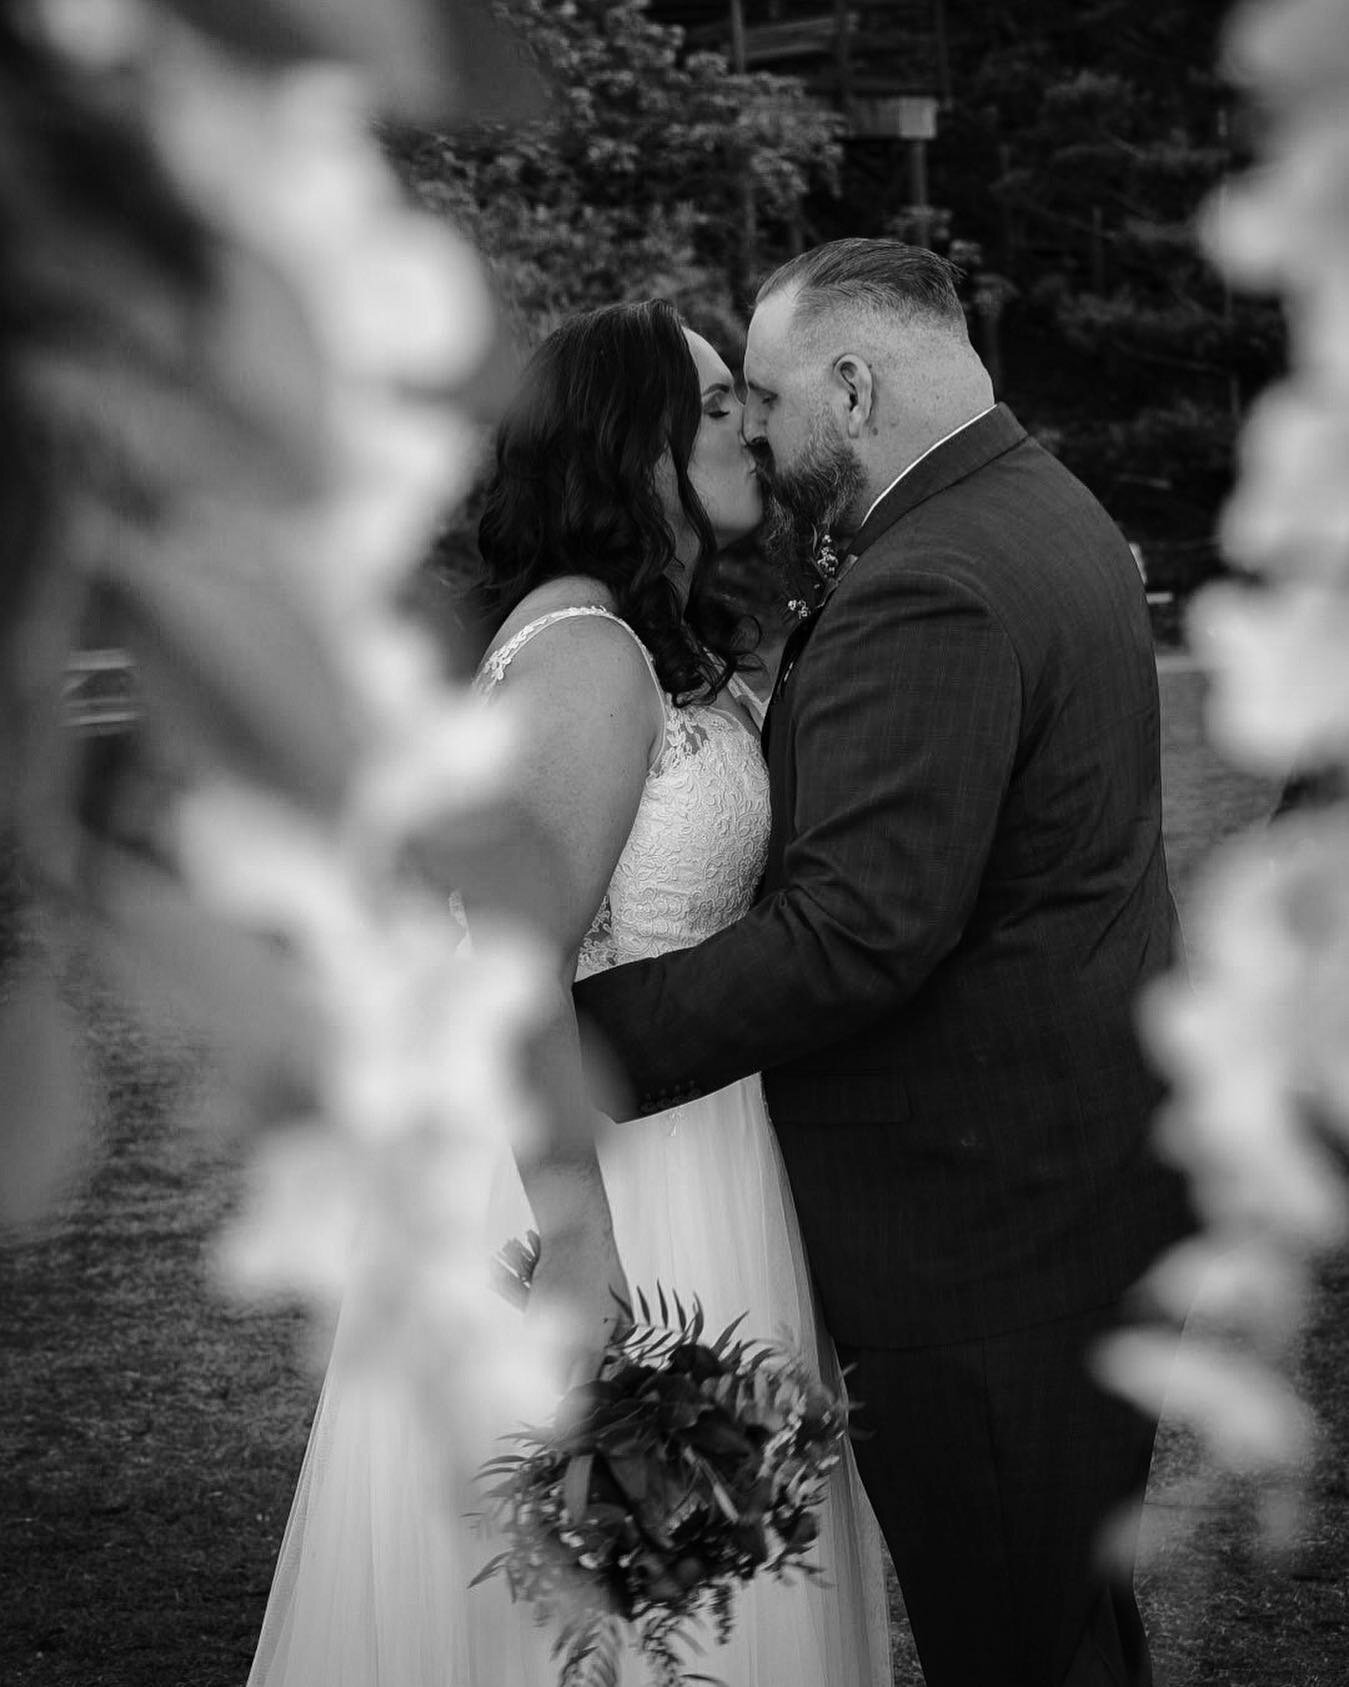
467, 615, 662, 1375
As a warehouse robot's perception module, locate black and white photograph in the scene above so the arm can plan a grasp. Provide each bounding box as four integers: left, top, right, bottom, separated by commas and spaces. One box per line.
1, 2, 1346, 1684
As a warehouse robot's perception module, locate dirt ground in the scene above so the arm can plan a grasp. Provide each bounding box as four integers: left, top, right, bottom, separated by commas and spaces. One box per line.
0, 662, 1344, 1687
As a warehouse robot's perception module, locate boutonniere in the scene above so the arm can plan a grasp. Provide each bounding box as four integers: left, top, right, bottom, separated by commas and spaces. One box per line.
785, 531, 841, 621
812, 530, 841, 582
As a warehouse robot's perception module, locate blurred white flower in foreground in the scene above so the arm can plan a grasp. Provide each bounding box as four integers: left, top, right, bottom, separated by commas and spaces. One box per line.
21, 0, 564, 1467
1099, 0, 1349, 1533
1191, 582, 1349, 774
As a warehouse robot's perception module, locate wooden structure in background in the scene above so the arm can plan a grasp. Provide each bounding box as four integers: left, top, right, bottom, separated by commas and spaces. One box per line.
653, 1, 948, 135
651, 0, 949, 281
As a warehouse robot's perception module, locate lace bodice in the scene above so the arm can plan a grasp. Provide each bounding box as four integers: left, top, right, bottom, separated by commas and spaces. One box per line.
476, 607, 770, 978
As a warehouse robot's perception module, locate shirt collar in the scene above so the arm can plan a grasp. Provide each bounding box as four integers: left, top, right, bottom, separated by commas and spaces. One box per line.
851, 404, 999, 535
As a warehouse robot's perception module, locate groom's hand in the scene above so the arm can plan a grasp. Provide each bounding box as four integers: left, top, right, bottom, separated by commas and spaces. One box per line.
527, 1221, 631, 1390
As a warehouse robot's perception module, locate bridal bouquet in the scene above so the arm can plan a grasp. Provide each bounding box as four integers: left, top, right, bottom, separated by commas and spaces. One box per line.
473, 1276, 849, 1687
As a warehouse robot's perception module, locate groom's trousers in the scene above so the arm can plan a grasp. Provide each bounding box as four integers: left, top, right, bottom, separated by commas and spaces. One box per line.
838, 1301, 1159, 1687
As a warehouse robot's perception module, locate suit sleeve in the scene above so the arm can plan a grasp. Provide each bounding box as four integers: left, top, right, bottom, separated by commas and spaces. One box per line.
572, 561, 1023, 1114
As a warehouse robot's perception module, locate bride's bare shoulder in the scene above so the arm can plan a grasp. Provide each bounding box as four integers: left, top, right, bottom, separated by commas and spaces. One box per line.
482, 577, 659, 722
482, 579, 663, 769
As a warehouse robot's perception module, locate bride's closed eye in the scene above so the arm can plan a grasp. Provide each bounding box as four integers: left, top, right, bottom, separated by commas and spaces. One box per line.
705, 388, 746, 422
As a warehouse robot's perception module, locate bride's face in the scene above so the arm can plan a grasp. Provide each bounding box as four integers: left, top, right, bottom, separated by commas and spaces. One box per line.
679, 329, 762, 549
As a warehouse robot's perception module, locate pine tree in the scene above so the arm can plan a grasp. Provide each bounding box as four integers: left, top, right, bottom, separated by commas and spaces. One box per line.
935, 0, 1283, 592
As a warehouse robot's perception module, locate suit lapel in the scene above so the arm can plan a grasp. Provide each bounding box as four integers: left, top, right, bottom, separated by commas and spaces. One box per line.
843, 403, 1026, 567
761, 405, 1028, 756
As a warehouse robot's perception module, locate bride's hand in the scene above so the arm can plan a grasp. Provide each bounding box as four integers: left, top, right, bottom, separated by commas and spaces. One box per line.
525, 1223, 631, 1390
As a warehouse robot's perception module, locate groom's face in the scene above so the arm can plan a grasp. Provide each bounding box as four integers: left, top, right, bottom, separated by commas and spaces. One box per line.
741, 288, 866, 558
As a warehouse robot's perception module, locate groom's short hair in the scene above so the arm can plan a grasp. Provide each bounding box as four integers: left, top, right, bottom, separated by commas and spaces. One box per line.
756, 239, 966, 332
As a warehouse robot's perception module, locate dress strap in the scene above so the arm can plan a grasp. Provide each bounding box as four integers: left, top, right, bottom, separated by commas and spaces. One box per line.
477, 605, 661, 693
726, 672, 767, 731
476, 605, 668, 769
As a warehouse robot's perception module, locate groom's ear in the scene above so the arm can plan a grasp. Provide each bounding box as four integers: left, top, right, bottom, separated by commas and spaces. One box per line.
833, 354, 875, 438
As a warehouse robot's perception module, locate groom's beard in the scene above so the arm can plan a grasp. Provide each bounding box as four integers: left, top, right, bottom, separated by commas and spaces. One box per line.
753, 421, 867, 565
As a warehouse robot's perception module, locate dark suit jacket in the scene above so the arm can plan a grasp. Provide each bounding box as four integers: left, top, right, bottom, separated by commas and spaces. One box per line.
575, 404, 1193, 1348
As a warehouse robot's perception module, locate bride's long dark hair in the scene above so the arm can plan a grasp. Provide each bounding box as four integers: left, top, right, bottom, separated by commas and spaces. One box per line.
475, 300, 757, 703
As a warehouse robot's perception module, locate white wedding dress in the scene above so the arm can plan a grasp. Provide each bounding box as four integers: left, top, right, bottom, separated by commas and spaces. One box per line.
247, 606, 892, 1687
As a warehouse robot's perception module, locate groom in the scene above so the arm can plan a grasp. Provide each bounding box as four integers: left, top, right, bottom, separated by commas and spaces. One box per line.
575, 239, 1192, 1685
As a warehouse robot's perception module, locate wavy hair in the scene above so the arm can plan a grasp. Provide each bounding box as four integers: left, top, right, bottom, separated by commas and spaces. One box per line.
475, 300, 756, 702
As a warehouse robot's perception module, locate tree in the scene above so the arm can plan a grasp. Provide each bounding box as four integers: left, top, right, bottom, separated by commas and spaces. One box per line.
932, 0, 1285, 592
385, 0, 841, 350
383, 0, 838, 639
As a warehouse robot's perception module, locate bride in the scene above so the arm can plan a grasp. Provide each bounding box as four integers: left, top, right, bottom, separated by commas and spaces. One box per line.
247, 300, 891, 1686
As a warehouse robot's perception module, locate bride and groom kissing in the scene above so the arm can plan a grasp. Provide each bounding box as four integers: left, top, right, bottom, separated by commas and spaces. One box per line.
249, 239, 1193, 1687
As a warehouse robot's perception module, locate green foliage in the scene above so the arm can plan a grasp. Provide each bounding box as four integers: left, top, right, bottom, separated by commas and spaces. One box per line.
385, 0, 841, 348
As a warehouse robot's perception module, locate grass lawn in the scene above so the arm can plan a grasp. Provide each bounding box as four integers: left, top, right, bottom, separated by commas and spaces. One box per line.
1, 662, 1346, 1687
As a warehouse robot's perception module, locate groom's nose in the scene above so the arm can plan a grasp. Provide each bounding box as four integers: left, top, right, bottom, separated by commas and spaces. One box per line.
740, 393, 766, 444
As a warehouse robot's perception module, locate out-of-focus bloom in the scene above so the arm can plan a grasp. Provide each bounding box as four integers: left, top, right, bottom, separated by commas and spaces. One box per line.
1138, 1232, 1307, 1339
1225, 0, 1349, 104
1203, 116, 1349, 296
34, 0, 150, 65
1100, 0, 1349, 1527
1190, 581, 1349, 773
14, 0, 560, 1478
1216, 388, 1349, 582
1096, 1330, 1317, 1472
221, 1121, 366, 1309
353, 697, 517, 847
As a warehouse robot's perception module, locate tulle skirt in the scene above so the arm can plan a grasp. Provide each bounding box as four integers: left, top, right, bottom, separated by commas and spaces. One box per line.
247, 1077, 892, 1687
